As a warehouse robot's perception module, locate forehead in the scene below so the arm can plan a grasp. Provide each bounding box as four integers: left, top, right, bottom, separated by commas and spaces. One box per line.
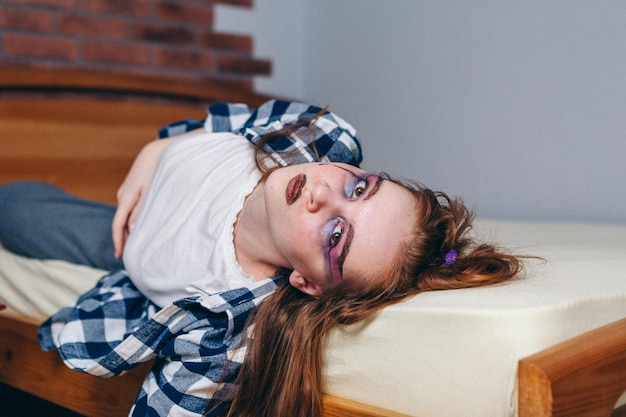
342, 180, 416, 282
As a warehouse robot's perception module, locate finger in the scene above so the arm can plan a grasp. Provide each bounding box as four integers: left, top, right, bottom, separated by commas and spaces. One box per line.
112, 206, 130, 259
112, 193, 136, 257
128, 200, 143, 232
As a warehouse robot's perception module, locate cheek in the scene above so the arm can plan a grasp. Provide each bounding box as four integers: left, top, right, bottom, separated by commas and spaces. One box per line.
287, 222, 321, 266
289, 220, 317, 249
271, 213, 315, 254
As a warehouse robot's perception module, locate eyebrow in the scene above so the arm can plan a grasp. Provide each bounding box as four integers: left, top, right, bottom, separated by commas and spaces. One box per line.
337, 175, 384, 277
336, 225, 353, 277
364, 174, 384, 201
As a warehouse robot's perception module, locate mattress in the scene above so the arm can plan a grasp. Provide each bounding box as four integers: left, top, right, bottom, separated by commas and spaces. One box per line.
0, 244, 106, 320
322, 219, 626, 417
1, 220, 625, 416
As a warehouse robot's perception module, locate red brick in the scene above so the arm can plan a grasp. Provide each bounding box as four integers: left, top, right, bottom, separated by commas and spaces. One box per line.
58, 15, 128, 39
217, 56, 271, 76
3, 33, 78, 60
3, 0, 78, 9
0, 6, 54, 32
155, 2, 214, 26
0, 0, 267, 92
83, 0, 151, 17
154, 48, 214, 71
82, 40, 150, 65
133, 23, 195, 45
200, 32, 252, 53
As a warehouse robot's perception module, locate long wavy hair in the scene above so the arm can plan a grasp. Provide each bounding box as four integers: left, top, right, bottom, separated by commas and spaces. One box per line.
219, 113, 523, 417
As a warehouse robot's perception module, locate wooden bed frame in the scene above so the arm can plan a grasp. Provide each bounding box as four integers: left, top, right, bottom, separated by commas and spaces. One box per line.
1, 65, 625, 417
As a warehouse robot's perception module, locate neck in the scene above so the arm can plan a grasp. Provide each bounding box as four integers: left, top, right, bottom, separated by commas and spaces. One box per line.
234, 181, 285, 280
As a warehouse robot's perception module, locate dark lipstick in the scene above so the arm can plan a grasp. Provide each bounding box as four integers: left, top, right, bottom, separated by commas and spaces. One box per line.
286, 174, 306, 205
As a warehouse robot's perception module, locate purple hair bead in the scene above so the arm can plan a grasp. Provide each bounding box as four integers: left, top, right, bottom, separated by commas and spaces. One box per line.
444, 249, 458, 268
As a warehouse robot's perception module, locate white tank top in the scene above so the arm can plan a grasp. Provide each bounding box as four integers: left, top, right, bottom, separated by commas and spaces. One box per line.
123, 131, 261, 307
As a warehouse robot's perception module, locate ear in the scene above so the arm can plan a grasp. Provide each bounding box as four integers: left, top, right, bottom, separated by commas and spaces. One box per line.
288, 270, 323, 298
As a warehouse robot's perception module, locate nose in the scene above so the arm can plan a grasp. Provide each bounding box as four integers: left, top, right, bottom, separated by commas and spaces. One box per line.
307, 181, 336, 213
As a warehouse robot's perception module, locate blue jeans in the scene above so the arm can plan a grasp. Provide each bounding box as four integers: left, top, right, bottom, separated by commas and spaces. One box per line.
0, 181, 124, 271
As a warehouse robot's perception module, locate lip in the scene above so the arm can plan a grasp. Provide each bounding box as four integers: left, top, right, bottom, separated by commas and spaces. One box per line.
286, 174, 306, 205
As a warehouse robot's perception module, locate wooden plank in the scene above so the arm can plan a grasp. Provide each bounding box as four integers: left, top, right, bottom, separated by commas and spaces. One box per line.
323, 395, 411, 417
0, 314, 149, 417
0, 158, 131, 204
1, 99, 204, 159
0, 98, 208, 203
0, 65, 274, 106
519, 318, 626, 417
1, 98, 205, 128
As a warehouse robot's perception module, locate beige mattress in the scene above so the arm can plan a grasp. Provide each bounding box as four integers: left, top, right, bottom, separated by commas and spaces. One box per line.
2, 220, 625, 416
0, 245, 106, 320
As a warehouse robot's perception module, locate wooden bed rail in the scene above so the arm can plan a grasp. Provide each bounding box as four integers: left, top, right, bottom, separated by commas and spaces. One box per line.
0, 314, 149, 416
0, 65, 273, 106
519, 317, 626, 417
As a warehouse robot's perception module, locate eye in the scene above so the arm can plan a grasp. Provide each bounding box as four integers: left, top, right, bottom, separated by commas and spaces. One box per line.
352, 179, 367, 198
330, 223, 343, 248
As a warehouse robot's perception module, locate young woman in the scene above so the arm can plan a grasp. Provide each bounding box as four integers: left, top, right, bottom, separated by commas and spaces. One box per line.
0, 100, 522, 417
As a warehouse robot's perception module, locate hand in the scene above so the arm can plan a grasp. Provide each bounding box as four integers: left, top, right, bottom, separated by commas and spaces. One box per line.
112, 138, 173, 258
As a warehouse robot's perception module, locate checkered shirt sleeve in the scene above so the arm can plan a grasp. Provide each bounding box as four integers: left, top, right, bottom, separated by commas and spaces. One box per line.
159, 99, 363, 167
39, 271, 284, 417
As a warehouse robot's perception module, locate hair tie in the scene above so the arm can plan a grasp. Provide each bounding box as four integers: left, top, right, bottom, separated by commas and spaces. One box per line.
444, 249, 458, 268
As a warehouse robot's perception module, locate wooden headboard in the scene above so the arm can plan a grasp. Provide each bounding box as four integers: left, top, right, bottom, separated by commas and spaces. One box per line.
0, 65, 271, 204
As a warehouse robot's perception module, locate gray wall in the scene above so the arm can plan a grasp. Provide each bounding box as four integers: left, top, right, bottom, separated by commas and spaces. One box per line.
217, 1, 626, 223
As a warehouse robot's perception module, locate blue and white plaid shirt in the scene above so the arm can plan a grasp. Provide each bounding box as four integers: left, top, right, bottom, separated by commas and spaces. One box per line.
38, 100, 363, 417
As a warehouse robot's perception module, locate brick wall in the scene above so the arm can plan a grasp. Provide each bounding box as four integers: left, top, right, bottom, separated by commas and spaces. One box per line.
0, 0, 271, 91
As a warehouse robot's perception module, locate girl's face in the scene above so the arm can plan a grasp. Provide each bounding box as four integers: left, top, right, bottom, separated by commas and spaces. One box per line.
264, 162, 416, 297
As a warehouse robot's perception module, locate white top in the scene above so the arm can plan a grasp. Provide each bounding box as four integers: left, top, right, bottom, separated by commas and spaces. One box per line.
123, 131, 261, 307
